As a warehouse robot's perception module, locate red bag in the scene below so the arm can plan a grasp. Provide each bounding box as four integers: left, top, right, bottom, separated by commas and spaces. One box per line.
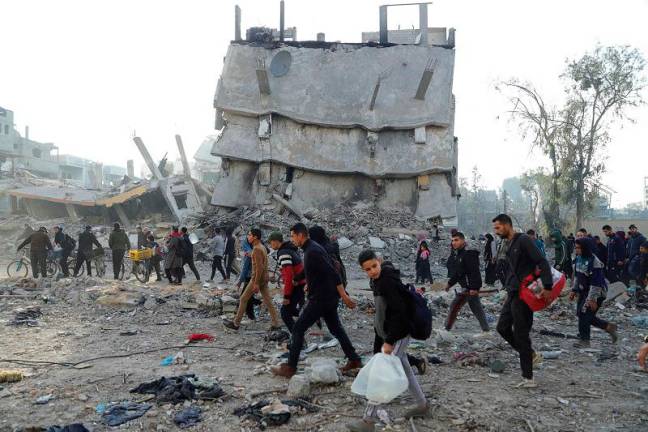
519, 267, 566, 311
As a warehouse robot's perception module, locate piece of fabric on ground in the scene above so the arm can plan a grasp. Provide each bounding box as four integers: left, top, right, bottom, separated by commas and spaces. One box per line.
102, 402, 151, 426
174, 405, 202, 428
45, 425, 90, 432
130, 374, 224, 403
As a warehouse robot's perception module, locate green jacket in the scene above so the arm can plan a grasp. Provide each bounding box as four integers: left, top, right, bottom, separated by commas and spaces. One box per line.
550, 229, 570, 268
109, 229, 131, 251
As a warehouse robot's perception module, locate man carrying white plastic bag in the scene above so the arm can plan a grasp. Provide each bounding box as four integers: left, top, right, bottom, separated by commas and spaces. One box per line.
348, 250, 430, 432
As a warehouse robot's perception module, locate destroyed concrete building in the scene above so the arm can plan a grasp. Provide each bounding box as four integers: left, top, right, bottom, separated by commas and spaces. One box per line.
210, 3, 459, 223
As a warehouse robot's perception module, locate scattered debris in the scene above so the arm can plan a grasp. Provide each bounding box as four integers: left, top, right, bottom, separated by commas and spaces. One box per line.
174, 405, 203, 428
130, 374, 225, 403
7, 306, 42, 326
101, 401, 152, 426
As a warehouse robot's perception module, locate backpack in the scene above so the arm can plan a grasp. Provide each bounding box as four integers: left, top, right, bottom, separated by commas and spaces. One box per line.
399, 282, 433, 340
64, 234, 76, 251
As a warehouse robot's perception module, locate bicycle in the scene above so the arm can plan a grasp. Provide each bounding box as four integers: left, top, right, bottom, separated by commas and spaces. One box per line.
69, 249, 110, 278
129, 248, 153, 283
7, 249, 59, 278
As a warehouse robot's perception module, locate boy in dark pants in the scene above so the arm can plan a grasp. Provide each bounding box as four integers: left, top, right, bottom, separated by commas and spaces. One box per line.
570, 238, 617, 348
493, 214, 553, 388
271, 223, 361, 378
268, 231, 306, 333
347, 250, 429, 432
444, 232, 489, 332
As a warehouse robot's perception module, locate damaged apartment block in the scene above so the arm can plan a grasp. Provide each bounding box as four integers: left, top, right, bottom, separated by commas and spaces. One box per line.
209, 2, 459, 224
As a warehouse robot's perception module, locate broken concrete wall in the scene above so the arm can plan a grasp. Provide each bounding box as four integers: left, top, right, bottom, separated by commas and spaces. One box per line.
213, 114, 455, 177
210, 158, 455, 219
215, 43, 454, 130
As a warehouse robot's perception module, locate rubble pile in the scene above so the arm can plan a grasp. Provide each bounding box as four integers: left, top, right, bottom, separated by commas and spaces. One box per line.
188, 204, 450, 279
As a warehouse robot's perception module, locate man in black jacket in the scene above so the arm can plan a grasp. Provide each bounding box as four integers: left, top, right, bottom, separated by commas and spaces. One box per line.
444, 232, 489, 332
271, 223, 361, 378
53, 225, 74, 277
17, 226, 53, 278
74, 226, 102, 277
493, 214, 553, 388
181, 227, 200, 280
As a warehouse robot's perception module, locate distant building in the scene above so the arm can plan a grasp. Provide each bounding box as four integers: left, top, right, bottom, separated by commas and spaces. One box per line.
103, 164, 127, 187
644, 176, 648, 209
193, 136, 220, 185
0, 106, 60, 178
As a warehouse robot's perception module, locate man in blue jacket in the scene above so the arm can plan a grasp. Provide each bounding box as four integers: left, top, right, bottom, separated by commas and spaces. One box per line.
602, 225, 626, 283
626, 224, 647, 282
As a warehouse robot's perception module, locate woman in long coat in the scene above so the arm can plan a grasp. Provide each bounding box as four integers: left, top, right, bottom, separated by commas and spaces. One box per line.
164, 227, 184, 284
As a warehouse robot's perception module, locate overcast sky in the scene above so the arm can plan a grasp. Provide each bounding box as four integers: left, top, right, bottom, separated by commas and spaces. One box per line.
2, 0, 647, 207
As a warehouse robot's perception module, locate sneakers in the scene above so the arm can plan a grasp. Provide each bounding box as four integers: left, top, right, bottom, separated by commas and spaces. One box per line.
346, 420, 376, 432
606, 323, 618, 343
415, 356, 428, 375
340, 359, 363, 374
270, 363, 296, 378
222, 319, 240, 330
532, 351, 543, 367
514, 378, 538, 388
404, 403, 430, 418
573, 339, 591, 348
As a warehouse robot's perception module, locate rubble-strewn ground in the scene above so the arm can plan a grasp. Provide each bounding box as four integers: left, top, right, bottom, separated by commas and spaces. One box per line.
2, 210, 648, 431
1, 266, 648, 432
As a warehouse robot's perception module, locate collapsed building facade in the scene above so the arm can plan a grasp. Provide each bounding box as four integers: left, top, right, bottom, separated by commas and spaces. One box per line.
210, 3, 459, 223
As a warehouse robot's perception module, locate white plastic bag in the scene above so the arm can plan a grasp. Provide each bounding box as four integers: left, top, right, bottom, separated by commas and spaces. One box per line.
351, 353, 408, 404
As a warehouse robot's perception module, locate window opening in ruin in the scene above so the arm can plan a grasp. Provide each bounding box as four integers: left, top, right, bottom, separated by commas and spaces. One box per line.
174, 193, 188, 209
4, 125, 9, 135
285, 166, 294, 183
32, 148, 42, 158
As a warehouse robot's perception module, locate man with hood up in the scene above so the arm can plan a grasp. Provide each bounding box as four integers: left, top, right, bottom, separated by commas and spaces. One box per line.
444, 231, 489, 332
550, 229, 573, 280
109, 222, 131, 280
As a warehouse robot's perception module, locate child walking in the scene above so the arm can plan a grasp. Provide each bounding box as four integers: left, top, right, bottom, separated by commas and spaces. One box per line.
348, 250, 429, 432
570, 238, 618, 348
415, 241, 433, 284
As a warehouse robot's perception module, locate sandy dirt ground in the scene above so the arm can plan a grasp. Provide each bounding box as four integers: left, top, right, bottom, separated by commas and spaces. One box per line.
1, 268, 648, 432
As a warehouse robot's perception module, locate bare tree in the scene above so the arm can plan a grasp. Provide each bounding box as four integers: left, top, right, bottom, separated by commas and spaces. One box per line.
560, 45, 646, 228
500, 45, 646, 230
497, 81, 568, 230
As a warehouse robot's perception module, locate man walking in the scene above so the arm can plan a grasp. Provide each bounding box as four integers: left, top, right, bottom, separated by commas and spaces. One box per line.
181, 227, 200, 280
550, 229, 572, 280
224, 228, 280, 331
444, 232, 489, 332
493, 214, 553, 388
17, 226, 52, 278
626, 224, 646, 282
108, 223, 131, 280
271, 223, 361, 378
224, 228, 239, 281
602, 225, 625, 283
74, 226, 103, 277
209, 228, 227, 281
268, 231, 307, 333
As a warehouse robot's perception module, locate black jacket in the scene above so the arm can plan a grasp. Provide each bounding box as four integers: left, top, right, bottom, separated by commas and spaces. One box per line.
447, 247, 482, 291
182, 234, 194, 258
446, 249, 458, 278
500, 233, 553, 292
371, 262, 410, 345
301, 239, 341, 304
78, 231, 102, 255
18, 231, 53, 253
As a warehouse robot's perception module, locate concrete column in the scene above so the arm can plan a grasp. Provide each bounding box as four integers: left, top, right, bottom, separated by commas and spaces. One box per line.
379, 6, 388, 44
317, 33, 325, 42
127, 160, 135, 178
113, 204, 132, 230
65, 204, 79, 221
133, 137, 164, 180
235, 5, 242, 41
279, 1, 285, 41
419, 3, 428, 46
175, 134, 203, 212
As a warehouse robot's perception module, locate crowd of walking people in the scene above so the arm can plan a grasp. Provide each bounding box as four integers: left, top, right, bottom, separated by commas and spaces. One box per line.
12, 214, 648, 431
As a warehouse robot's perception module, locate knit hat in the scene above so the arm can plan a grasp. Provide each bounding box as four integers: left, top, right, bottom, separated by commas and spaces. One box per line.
267, 231, 283, 243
